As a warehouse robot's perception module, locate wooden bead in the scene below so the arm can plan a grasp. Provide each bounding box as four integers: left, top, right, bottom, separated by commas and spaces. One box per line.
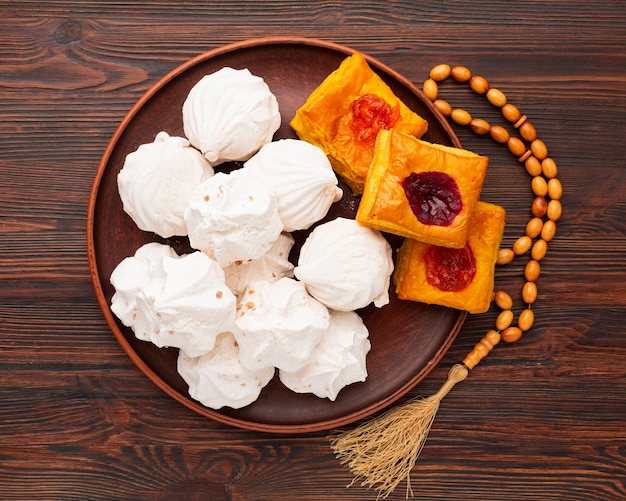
519, 121, 537, 142
502, 103, 521, 123
513, 235, 532, 255
531, 239, 548, 261
531, 139, 548, 160
430, 64, 451, 81
526, 217, 544, 238
525, 156, 543, 177
507, 136, 527, 157
470, 75, 489, 94
451, 108, 472, 125
514, 115, 528, 128
423, 78, 438, 101
541, 220, 557, 242
451, 65, 472, 82
490, 125, 510, 143
518, 149, 533, 163
470, 118, 491, 135
497, 248, 515, 265
434, 99, 452, 117
487, 88, 507, 107
496, 310, 515, 331
501, 326, 523, 343
495, 290, 513, 310
547, 199, 562, 221
532, 176, 548, 197
485, 329, 501, 346
522, 281, 538, 304
463, 329, 500, 370
542, 157, 558, 179
548, 178, 563, 200
532, 196, 548, 217
525, 260, 541, 282
518, 309, 535, 331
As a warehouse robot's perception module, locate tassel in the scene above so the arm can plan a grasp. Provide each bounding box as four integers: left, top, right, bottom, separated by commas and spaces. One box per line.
329, 364, 468, 499
329, 330, 500, 499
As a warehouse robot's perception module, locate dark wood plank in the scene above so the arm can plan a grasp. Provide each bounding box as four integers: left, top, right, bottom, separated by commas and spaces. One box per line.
1, 1, 626, 499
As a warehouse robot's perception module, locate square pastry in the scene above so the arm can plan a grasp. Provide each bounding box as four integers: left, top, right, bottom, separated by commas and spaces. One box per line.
356, 129, 489, 248
393, 201, 506, 314
290, 52, 428, 194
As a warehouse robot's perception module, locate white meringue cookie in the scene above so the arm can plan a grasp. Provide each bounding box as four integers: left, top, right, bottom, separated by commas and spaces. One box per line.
184, 168, 284, 267
244, 139, 343, 231
117, 131, 214, 238
223, 231, 295, 298
294, 217, 394, 311
110, 243, 237, 357
279, 309, 371, 400
234, 278, 330, 372
110, 242, 178, 333
177, 331, 275, 410
182, 67, 281, 165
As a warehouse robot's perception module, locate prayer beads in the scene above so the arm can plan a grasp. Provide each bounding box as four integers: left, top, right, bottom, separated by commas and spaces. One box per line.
423, 66, 561, 356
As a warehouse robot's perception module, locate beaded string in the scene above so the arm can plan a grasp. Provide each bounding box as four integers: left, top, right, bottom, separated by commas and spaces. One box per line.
329, 65, 563, 500
423, 64, 562, 365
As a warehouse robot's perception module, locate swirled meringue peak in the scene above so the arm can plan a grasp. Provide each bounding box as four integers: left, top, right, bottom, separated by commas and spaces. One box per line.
110, 242, 237, 357
117, 131, 214, 238
234, 278, 330, 372
279, 309, 371, 400
294, 217, 394, 311
244, 139, 343, 231
184, 168, 284, 267
182, 67, 281, 165
177, 332, 275, 410
223, 231, 295, 298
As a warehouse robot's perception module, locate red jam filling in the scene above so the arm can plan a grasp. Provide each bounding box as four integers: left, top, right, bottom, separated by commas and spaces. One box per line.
402, 171, 463, 226
424, 243, 477, 292
349, 94, 400, 144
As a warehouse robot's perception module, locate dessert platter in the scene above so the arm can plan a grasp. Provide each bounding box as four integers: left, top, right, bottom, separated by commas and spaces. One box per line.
87, 37, 470, 433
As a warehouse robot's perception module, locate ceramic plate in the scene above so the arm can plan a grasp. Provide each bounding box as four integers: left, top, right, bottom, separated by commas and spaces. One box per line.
87, 37, 466, 433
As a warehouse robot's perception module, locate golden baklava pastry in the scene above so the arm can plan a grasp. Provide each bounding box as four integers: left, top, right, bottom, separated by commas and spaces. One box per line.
393, 201, 506, 314
356, 129, 489, 248
290, 52, 428, 194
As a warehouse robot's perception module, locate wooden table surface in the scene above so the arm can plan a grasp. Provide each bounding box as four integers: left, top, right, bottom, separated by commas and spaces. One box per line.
2, 2, 625, 500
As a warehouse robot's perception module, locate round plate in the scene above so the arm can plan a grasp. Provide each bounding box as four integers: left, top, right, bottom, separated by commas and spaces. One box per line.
87, 37, 466, 434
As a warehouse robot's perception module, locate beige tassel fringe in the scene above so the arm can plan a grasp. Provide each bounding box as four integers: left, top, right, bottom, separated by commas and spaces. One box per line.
329, 363, 469, 499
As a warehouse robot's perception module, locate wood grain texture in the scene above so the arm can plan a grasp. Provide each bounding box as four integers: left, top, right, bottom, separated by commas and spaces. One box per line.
1, 0, 626, 499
